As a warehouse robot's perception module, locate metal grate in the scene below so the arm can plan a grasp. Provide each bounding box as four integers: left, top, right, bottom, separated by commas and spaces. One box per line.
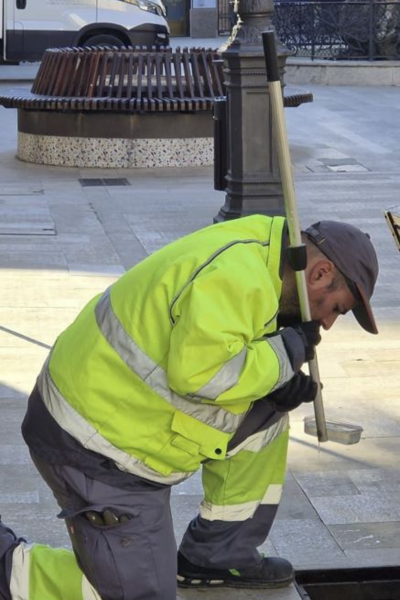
79, 178, 131, 187
296, 566, 400, 600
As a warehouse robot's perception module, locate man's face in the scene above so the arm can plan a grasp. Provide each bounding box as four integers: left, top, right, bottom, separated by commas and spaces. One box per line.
307, 283, 356, 330
279, 264, 357, 330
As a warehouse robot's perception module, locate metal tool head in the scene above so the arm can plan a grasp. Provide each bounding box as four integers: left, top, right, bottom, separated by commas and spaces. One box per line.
384, 206, 400, 252
304, 417, 363, 445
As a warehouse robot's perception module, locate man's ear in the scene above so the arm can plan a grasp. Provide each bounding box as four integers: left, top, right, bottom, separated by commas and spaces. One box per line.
307, 259, 335, 289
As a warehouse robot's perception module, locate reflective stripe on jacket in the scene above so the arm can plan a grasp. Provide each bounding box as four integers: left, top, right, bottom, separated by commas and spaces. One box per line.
38, 215, 292, 482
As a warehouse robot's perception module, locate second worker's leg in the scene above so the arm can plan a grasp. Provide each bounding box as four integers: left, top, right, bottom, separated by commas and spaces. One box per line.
31, 454, 178, 600
1, 514, 100, 600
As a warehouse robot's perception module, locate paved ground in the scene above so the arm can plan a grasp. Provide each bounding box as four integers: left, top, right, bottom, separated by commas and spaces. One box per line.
0, 82, 399, 600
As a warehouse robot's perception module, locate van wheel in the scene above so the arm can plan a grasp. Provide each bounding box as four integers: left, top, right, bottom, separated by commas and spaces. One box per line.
82, 34, 126, 49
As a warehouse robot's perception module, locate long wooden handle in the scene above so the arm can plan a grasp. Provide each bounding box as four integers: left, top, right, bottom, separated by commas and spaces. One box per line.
262, 30, 328, 442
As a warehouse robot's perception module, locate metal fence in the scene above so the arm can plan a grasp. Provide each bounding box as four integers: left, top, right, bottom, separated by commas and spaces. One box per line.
218, 0, 234, 35
274, 1, 400, 60
218, 1, 400, 60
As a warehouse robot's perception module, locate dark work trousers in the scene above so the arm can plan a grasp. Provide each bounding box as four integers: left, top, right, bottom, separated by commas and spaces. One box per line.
179, 505, 279, 569
0, 522, 23, 600
179, 398, 285, 568
25, 397, 285, 597
30, 453, 177, 600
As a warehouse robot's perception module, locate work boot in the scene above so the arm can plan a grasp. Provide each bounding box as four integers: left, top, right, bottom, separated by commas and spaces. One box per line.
177, 551, 294, 589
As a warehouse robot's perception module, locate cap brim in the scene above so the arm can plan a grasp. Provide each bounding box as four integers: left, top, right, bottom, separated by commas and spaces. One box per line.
352, 284, 378, 335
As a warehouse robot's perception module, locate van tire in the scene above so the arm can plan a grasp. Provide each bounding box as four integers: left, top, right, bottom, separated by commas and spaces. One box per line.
82, 34, 126, 49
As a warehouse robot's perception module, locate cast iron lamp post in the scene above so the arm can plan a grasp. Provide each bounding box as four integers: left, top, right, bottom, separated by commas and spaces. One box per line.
214, 0, 290, 222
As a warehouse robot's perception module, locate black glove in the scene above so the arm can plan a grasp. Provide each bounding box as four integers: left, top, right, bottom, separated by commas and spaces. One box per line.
268, 371, 319, 412
291, 321, 322, 362
271, 320, 321, 373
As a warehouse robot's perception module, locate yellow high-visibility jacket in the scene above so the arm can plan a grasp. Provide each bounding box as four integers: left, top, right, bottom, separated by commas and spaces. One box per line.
38, 215, 294, 484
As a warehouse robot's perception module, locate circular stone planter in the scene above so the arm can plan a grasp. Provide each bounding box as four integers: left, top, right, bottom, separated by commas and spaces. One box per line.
0, 46, 225, 168
17, 111, 215, 168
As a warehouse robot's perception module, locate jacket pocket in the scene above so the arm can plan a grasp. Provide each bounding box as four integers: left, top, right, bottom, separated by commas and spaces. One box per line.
170, 432, 200, 456
171, 410, 228, 461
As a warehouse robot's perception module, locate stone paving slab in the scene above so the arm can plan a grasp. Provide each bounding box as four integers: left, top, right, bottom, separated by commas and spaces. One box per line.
307, 493, 400, 525
329, 521, 400, 551
177, 585, 302, 600
268, 518, 344, 564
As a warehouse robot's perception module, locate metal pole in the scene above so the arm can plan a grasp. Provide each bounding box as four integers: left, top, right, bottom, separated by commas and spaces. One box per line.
262, 30, 328, 443
368, 0, 375, 60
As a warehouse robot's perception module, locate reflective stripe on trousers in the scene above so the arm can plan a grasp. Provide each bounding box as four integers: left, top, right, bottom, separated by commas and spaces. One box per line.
199, 414, 290, 521
10, 543, 101, 600
199, 484, 284, 522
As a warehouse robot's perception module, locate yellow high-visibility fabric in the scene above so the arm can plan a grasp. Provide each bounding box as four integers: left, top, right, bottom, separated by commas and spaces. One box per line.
10, 543, 97, 600
30, 546, 84, 600
200, 425, 290, 521
45, 215, 289, 479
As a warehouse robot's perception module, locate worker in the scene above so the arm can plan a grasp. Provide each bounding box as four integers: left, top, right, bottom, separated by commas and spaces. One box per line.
0, 215, 378, 600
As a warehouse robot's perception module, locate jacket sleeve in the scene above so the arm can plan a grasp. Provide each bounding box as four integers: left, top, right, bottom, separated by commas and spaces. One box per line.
167, 256, 295, 407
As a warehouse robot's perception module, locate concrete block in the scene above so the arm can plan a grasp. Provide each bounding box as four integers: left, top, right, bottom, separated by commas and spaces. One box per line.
393, 65, 400, 86
285, 58, 400, 86
285, 64, 329, 86
190, 8, 218, 38
327, 65, 393, 86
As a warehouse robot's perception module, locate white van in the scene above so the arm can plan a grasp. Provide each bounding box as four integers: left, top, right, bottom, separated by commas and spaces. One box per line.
0, 0, 170, 62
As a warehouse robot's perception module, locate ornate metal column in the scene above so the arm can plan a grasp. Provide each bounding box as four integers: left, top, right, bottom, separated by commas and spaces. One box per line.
214, 0, 290, 222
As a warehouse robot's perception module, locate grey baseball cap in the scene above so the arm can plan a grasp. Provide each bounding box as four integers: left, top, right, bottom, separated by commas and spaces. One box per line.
304, 221, 379, 334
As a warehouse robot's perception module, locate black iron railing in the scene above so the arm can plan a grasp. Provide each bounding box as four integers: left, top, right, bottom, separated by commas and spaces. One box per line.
217, 1, 400, 60
218, 0, 235, 35
274, 1, 400, 60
